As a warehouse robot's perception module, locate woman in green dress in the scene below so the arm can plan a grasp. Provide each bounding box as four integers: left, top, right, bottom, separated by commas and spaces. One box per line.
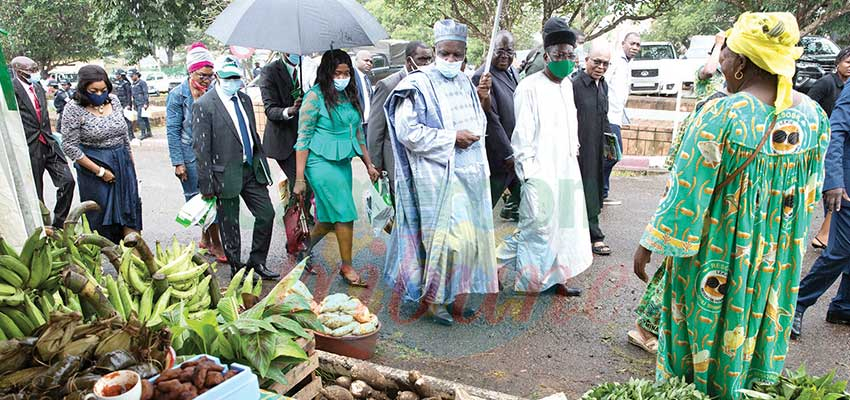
293, 49, 379, 286
628, 32, 730, 354
633, 12, 830, 399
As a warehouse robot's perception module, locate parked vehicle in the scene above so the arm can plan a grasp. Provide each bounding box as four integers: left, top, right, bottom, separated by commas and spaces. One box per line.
680, 35, 716, 90
794, 36, 841, 93
144, 71, 182, 95
351, 40, 408, 84
629, 42, 681, 96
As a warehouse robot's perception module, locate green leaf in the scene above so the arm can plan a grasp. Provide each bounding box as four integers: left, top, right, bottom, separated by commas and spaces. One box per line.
290, 310, 325, 332
273, 336, 308, 361
263, 366, 289, 387
242, 332, 275, 378
269, 316, 311, 339
216, 296, 239, 324
212, 332, 235, 361
231, 318, 278, 335
185, 311, 220, 354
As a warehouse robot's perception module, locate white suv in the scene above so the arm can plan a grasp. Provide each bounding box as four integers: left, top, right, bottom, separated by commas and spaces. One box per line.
629, 42, 681, 96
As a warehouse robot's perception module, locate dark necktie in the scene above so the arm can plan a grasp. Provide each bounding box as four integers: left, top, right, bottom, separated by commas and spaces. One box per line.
231, 96, 253, 166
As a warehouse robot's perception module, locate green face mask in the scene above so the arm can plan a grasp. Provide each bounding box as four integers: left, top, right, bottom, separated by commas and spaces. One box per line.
547, 59, 575, 79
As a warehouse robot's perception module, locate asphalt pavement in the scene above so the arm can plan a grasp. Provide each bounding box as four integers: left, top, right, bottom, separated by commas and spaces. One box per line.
41, 132, 849, 399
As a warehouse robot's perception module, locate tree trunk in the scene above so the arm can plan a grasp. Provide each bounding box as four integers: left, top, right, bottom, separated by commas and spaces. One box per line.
166, 47, 174, 65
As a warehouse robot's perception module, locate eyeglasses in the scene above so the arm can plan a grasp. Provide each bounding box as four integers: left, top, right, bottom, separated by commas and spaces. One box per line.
495, 49, 516, 57
590, 58, 610, 67
193, 72, 215, 81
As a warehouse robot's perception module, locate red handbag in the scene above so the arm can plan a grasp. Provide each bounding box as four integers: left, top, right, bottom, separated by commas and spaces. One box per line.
284, 196, 309, 254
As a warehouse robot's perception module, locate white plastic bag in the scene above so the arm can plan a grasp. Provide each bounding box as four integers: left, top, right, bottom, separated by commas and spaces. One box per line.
363, 173, 393, 236
176, 194, 217, 230
123, 108, 137, 122
140, 108, 152, 119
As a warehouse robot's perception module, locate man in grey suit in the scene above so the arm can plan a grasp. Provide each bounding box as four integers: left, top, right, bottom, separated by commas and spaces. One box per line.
367, 41, 433, 192
11, 56, 75, 227
193, 56, 279, 280
472, 31, 520, 221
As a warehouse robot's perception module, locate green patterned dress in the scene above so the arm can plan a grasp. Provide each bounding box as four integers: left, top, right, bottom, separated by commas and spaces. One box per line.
636, 68, 727, 334
640, 92, 829, 399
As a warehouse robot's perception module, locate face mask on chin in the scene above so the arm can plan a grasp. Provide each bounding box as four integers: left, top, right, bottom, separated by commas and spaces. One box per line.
435, 56, 463, 79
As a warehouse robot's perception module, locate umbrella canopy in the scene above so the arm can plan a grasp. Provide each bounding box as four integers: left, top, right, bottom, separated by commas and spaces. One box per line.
206, 0, 389, 55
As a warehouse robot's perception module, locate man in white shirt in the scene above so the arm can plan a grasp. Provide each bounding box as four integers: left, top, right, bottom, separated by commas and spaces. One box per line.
603, 32, 641, 205
193, 55, 278, 280
354, 50, 373, 137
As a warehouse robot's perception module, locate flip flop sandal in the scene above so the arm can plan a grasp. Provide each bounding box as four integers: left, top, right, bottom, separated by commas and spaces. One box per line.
628, 330, 658, 354
592, 244, 612, 256
339, 266, 368, 287
811, 237, 827, 249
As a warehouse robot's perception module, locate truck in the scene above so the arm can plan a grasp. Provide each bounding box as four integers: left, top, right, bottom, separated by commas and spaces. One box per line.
351, 39, 409, 84
794, 35, 841, 93
629, 41, 681, 96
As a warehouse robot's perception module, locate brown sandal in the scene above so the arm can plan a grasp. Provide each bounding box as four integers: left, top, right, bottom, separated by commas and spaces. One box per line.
627, 329, 658, 354
339, 264, 368, 287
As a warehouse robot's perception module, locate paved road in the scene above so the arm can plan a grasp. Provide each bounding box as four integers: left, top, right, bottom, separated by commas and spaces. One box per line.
43, 133, 849, 398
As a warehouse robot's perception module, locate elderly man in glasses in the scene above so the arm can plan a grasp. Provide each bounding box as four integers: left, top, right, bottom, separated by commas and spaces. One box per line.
571, 43, 612, 256
473, 30, 521, 221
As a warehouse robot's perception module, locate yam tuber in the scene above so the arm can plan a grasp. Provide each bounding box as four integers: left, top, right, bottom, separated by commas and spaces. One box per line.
350, 380, 374, 399
156, 379, 182, 392
351, 364, 395, 391
156, 368, 181, 383
321, 385, 355, 400
223, 369, 239, 380
205, 372, 225, 387
140, 380, 154, 400
335, 376, 353, 389
177, 366, 195, 383
396, 391, 420, 400
193, 364, 209, 388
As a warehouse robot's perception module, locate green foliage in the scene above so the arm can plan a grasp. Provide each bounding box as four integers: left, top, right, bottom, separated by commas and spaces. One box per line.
740, 366, 850, 400
581, 377, 711, 399
90, 0, 204, 64
644, 0, 737, 50
0, 0, 102, 73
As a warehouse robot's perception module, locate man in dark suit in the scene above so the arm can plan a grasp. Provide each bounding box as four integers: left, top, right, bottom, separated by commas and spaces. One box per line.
260, 53, 306, 189
792, 82, 850, 338
113, 69, 134, 140
472, 31, 520, 221
53, 79, 74, 134
193, 56, 279, 280
10, 56, 75, 227
354, 50, 373, 138
572, 43, 612, 255
367, 41, 432, 192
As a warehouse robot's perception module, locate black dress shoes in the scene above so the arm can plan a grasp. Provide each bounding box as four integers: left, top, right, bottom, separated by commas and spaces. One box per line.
826, 310, 850, 325
556, 284, 582, 297
250, 264, 280, 280
429, 306, 454, 326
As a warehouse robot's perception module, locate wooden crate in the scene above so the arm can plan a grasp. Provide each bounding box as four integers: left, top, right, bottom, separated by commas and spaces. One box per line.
269, 337, 321, 399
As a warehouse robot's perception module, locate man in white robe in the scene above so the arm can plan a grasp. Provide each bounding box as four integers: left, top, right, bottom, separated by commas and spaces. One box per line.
384, 20, 498, 326
497, 19, 593, 295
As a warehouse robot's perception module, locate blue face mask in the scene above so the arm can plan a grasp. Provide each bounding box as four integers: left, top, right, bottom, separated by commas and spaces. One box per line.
333, 78, 350, 92
287, 54, 301, 65
86, 91, 109, 106
434, 57, 463, 79
22, 71, 40, 84
220, 79, 242, 96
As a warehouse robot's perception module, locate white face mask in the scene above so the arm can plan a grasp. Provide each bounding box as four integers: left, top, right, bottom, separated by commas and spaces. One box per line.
434, 57, 463, 79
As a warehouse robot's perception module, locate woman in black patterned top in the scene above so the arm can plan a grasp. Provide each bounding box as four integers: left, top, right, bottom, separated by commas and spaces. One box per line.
61, 65, 142, 242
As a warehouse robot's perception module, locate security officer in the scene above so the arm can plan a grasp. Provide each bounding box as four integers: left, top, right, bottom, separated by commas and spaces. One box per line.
113, 69, 134, 139
53, 79, 74, 134
129, 68, 151, 140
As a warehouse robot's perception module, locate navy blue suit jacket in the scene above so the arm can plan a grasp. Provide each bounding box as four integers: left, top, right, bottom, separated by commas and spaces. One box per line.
823, 83, 850, 200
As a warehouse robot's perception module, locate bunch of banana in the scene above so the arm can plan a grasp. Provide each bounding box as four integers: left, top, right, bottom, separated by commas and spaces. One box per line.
223, 267, 263, 306
0, 228, 66, 293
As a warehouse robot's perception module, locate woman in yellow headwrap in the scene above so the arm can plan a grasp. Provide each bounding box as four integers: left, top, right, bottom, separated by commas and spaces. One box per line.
632, 12, 831, 399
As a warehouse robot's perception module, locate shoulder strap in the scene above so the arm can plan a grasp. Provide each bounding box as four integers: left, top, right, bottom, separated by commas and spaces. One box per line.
714, 115, 777, 192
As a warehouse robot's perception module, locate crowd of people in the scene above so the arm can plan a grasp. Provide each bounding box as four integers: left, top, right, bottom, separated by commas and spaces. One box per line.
7, 9, 850, 400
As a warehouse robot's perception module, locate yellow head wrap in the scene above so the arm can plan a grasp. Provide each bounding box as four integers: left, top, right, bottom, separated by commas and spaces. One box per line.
726, 12, 803, 113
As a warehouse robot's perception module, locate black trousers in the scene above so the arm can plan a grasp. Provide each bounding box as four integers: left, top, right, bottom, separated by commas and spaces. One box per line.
490, 171, 520, 208
217, 164, 275, 267
30, 142, 75, 227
